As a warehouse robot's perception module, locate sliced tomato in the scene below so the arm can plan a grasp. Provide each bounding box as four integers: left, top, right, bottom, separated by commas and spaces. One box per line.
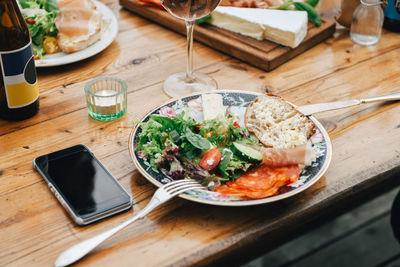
199, 148, 221, 171
43, 37, 60, 54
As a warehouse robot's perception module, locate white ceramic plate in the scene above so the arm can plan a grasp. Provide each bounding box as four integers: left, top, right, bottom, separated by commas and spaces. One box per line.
34, 0, 118, 67
129, 91, 332, 206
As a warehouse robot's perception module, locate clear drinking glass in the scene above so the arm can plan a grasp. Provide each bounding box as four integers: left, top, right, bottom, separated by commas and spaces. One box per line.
350, 0, 384, 46
161, 0, 221, 98
85, 77, 127, 121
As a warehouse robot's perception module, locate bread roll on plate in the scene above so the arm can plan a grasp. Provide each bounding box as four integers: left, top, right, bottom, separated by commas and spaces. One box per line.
245, 94, 315, 148
55, 7, 103, 53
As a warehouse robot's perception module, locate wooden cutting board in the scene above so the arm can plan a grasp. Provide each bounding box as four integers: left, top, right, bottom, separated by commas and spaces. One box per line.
119, 0, 336, 71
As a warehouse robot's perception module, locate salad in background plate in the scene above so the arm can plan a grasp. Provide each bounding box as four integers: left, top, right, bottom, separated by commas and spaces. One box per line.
18, 0, 59, 58
18, 0, 107, 60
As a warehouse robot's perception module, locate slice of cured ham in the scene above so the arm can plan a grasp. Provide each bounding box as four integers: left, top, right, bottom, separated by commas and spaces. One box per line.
55, 7, 103, 53
261, 141, 316, 168
214, 165, 299, 199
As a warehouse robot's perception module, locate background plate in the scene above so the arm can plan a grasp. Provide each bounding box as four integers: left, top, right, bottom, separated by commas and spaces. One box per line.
129, 90, 332, 206
34, 0, 118, 67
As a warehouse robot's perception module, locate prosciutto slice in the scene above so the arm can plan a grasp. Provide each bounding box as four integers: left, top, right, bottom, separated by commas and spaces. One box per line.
214, 165, 299, 199
261, 141, 316, 168
55, 6, 102, 53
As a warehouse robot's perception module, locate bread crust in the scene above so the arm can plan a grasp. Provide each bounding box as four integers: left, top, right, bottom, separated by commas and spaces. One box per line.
245, 93, 315, 148
55, 7, 103, 53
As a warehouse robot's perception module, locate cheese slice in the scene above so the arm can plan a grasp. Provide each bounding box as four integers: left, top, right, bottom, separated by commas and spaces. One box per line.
209, 7, 308, 48
202, 93, 224, 121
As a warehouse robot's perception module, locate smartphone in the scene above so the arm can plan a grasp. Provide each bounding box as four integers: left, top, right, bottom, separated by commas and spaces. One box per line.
33, 144, 132, 225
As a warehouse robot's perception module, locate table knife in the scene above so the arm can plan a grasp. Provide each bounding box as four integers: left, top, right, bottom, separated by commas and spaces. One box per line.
297, 91, 400, 115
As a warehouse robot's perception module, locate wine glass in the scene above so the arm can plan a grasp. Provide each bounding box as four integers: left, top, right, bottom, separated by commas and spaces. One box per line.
160, 0, 220, 97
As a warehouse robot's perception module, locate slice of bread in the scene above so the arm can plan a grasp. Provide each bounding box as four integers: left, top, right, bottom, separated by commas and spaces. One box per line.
55, 7, 103, 53
245, 94, 315, 148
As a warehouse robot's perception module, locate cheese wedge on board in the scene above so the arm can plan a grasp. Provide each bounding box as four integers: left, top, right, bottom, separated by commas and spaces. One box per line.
209, 7, 308, 48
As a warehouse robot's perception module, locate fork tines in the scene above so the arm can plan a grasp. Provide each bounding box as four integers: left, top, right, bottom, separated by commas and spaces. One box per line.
163, 180, 203, 195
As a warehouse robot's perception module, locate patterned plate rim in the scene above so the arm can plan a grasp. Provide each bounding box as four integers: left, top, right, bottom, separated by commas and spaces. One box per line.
128, 90, 332, 206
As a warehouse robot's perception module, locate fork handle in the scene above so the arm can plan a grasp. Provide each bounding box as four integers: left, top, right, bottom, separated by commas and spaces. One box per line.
54, 197, 162, 267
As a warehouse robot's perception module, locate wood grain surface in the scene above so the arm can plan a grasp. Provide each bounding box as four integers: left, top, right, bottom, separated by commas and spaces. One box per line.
1, 5, 400, 267
119, 0, 336, 72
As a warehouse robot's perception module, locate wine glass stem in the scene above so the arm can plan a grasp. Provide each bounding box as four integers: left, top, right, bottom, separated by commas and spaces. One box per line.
185, 20, 195, 83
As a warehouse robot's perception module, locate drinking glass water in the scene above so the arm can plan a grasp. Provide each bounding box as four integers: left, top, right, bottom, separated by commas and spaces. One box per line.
161, 0, 221, 97
350, 0, 384, 46
85, 77, 127, 121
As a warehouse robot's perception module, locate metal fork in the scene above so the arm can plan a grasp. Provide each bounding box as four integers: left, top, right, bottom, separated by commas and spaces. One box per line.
54, 180, 203, 267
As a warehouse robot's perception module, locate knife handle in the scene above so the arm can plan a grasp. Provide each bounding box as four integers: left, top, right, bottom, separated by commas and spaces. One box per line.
361, 91, 400, 103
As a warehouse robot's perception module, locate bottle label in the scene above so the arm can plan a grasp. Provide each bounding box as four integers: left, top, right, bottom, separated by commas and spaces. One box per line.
385, 0, 400, 20
0, 41, 39, 109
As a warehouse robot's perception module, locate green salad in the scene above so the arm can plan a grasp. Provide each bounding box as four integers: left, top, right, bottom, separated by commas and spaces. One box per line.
135, 106, 263, 189
18, 0, 59, 58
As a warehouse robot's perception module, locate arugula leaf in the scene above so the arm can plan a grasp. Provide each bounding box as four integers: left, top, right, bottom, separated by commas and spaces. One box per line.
44, 0, 59, 12
169, 130, 180, 143
218, 149, 233, 178
184, 127, 211, 150
150, 115, 175, 130
184, 149, 201, 160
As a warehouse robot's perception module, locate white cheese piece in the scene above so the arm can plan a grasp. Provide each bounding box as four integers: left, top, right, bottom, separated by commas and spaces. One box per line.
209, 7, 308, 48
202, 93, 224, 121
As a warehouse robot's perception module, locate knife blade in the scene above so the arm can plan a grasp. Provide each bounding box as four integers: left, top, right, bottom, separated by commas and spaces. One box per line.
297, 91, 400, 115
297, 100, 361, 115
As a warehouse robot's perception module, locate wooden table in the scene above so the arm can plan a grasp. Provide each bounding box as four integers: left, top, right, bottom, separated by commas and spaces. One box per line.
1, 5, 400, 267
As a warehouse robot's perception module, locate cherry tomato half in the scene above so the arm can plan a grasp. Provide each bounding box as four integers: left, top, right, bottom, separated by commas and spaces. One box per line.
26, 18, 36, 24
43, 37, 60, 54
199, 148, 221, 171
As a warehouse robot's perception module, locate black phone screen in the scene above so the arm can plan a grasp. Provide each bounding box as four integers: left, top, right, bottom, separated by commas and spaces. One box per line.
34, 145, 131, 218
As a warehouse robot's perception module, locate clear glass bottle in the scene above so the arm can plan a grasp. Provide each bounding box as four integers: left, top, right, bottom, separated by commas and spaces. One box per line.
350, 0, 385, 46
